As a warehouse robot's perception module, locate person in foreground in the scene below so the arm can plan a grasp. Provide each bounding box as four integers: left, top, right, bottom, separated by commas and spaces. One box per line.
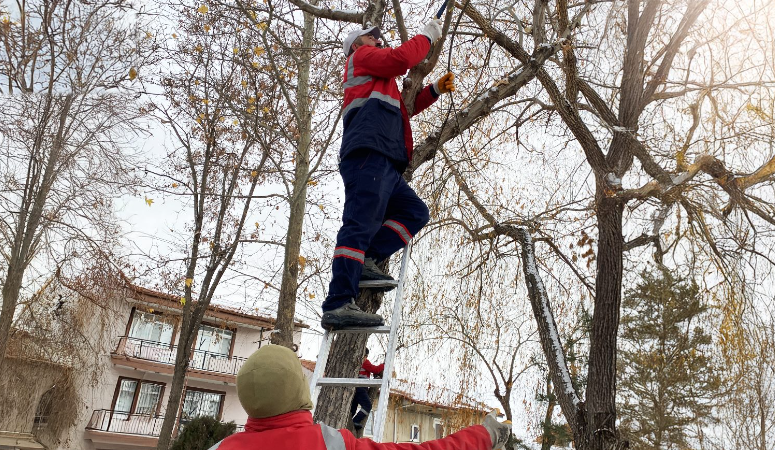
321, 19, 456, 330
208, 345, 511, 450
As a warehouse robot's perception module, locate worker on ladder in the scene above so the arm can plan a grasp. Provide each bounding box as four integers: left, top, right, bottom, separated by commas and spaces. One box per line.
351, 348, 384, 430
321, 19, 457, 330
208, 345, 512, 450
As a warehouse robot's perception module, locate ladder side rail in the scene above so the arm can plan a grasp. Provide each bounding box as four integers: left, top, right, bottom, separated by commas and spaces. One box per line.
310, 331, 334, 410
371, 242, 412, 442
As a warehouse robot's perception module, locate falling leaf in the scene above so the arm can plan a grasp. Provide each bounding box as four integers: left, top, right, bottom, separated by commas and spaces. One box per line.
180, 297, 186, 305
197, 5, 208, 14
171, 183, 179, 188
128, 67, 138, 80
185, 278, 193, 287
172, 33, 178, 39
308, 293, 315, 299
149, 308, 154, 313
144, 197, 154, 206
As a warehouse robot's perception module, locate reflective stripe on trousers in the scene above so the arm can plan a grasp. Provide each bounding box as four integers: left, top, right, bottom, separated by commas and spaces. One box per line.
321, 423, 347, 450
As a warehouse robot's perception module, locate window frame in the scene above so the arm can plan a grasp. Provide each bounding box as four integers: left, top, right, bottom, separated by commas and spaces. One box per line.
109, 376, 166, 417
179, 386, 226, 422
125, 307, 177, 349
410, 423, 420, 442
433, 418, 444, 439
193, 322, 237, 358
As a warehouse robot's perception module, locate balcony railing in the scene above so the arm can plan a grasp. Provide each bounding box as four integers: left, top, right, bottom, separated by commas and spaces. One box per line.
86, 409, 164, 437
86, 409, 245, 437
113, 336, 247, 376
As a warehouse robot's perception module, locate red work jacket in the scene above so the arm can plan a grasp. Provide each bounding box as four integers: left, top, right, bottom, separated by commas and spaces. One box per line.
340, 35, 439, 170
212, 410, 492, 450
359, 358, 384, 378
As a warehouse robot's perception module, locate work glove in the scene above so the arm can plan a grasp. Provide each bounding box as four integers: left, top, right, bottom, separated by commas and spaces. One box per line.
482, 411, 511, 450
434, 72, 455, 95
421, 18, 443, 44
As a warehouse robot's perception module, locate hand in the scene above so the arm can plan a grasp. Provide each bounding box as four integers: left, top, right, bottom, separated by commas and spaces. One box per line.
421, 18, 443, 44
436, 72, 455, 94
482, 411, 511, 450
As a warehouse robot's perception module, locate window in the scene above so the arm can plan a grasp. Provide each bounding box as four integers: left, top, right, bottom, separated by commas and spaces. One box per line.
128, 311, 174, 345
195, 325, 233, 356
410, 424, 420, 442
112, 378, 164, 416
34, 387, 56, 426
434, 419, 444, 439
191, 325, 234, 371
181, 389, 224, 422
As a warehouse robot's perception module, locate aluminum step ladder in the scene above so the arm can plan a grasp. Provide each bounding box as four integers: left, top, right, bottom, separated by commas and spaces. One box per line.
309, 242, 412, 443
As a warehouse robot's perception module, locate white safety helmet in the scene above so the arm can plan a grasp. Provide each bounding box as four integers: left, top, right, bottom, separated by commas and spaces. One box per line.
343, 26, 381, 56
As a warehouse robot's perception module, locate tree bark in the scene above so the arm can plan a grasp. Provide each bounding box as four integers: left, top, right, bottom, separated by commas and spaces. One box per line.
585, 193, 624, 450
272, 5, 315, 350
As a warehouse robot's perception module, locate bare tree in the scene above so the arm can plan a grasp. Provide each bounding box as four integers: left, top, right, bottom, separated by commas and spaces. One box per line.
0, 0, 154, 369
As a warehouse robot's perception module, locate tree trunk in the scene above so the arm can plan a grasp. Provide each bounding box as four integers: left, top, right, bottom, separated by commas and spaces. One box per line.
156, 302, 207, 449
0, 263, 24, 368
272, 6, 314, 349
585, 193, 624, 450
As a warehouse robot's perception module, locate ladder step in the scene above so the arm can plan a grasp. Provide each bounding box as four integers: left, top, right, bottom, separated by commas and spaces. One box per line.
331, 325, 391, 334
316, 378, 384, 388
359, 279, 399, 289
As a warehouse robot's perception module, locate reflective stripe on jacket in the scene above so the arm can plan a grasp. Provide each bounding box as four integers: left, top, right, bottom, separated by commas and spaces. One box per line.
210, 410, 492, 450
340, 35, 438, 170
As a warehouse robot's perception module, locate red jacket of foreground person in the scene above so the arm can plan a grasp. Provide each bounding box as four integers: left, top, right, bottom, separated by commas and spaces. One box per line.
206, 344, 505, 450
213, 409, 492, 450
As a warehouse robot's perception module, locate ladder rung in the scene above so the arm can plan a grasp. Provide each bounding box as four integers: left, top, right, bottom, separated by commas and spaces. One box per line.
359, 279, 399, 289
316, 378, 384, 388
331, 325, 391, 334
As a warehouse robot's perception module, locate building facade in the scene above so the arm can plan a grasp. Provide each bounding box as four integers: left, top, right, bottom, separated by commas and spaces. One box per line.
1, 281, 304, 450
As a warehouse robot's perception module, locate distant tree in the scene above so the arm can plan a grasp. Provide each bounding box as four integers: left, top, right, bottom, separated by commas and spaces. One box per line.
0, 0, 154, 370
169, 416, 236, 450
617, 268, 722, 450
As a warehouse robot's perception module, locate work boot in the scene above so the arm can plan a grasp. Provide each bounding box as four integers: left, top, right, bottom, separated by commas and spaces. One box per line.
359, 258, 396, 292
361, 258, 394, 282
321, 300, 385, 330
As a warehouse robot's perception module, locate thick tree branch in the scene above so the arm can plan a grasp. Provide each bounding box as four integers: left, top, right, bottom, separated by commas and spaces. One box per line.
286, 0, 363, 22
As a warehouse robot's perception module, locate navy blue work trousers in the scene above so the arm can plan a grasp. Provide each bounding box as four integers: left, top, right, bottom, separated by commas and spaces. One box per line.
323, 149, 429, 312
350, 386, 372, 427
